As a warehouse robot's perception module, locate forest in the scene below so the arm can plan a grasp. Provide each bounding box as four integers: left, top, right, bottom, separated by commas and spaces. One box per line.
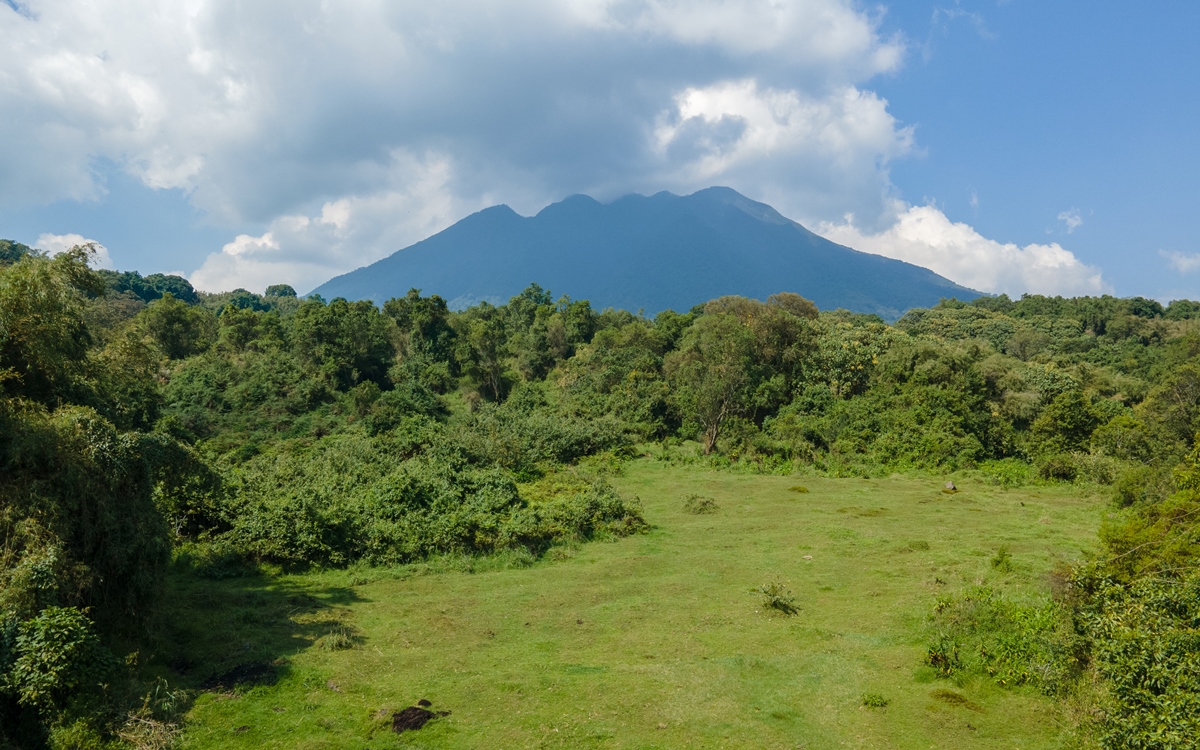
2, 240, 1199, 748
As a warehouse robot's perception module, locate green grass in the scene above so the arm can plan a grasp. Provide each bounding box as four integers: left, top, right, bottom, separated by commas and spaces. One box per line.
165, 461, 1103, 749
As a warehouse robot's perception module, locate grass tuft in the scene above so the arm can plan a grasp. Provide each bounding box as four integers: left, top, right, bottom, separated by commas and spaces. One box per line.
316, 624, 361, 651
682, 493, 719, 514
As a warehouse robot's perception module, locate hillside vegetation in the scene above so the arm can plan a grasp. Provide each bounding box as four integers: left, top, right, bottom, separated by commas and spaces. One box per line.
2, 242, 1199, 748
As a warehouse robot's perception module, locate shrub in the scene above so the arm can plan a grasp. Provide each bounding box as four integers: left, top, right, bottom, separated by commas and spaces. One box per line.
1112, 464, 1173, 507
1072, 452, 1121, 485
1073, 571, 1200, 747
927, 586, 1079, 695
861, 693, 889, 708
213, 435, 646, 569
984, 456, 1032, 484
755, 581, 799, 616
1037, 454, 1078, 482
4, 607, 117, 713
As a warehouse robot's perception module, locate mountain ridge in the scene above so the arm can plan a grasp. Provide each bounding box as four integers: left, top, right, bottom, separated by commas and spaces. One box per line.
310, 187, 981, 320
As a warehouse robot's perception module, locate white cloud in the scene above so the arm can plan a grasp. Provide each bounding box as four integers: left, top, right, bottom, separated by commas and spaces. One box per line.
574, 0, 903, 73
819, 204, 1109, 297
189, 151, 464, 293
1160, 249, 1200, 274
652, 79, 913, 222
1058, 208, 1083, 234
34, 232, 114, 269
1, 0, 915, 290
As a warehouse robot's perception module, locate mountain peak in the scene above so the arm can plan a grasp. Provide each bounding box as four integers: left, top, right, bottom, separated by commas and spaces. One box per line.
311, 189, 979, 320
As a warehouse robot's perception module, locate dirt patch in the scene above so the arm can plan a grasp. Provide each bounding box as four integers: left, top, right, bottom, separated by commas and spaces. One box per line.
393, 703, 450, 733
200, 661, 277, 690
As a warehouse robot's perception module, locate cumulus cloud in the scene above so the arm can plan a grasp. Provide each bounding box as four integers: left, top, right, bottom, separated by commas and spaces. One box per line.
1160, 249, 1200, 274
652, 79, 913, 222
34, 233, 114, 269
1, 0, 915, 289
189, 151, 464, 293
1058, 208, 1083, 234
819, 204, 1109, 297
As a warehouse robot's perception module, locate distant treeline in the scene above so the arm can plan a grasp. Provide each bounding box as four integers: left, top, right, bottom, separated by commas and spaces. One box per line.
4, 242, 1200, 746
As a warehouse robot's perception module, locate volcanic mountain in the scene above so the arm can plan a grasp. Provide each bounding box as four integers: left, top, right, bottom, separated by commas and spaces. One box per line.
310, 187, 979, 319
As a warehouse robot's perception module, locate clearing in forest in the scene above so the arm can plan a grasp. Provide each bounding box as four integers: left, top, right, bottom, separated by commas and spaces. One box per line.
173, 462, 1101, 749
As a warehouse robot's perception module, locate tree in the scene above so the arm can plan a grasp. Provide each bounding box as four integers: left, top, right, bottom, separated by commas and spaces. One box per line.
1030, 390, 1100, 454
291, 297, 395, 391
135, 292, 217, 359
665, 313, 757, 454
383, 288, 458, 365
0, 248, 103, 406
453, 303, 510, 401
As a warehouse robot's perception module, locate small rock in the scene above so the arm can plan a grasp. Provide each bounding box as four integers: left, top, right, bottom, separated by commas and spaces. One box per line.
944, 481, 957, 491
576, 619, 584, 624
802, 555, 813, 560
417, 699, 432, 707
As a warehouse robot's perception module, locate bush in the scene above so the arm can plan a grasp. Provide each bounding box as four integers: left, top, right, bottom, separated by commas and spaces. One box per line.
1037, 454, 1078, 482
861, 693, 889, 708
1112, 464, 1173, 507
979, 458, 1031, 487
3, 607, 117, 714
208, 434, 646, 568
1072, 452, 1121, 485
755, 581, 799, 616
1073, 571, 1200, 748
927, 586, 1079, 695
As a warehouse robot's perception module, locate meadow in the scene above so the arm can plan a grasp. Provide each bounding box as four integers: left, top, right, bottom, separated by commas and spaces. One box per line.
6, 249, 1193, 747
171, 461, 1102, 749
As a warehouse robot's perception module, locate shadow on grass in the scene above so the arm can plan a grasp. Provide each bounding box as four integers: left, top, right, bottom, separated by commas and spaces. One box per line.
146, 557, 370, 696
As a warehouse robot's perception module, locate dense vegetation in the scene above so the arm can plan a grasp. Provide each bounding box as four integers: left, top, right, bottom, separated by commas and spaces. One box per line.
4, 241, 1200, 747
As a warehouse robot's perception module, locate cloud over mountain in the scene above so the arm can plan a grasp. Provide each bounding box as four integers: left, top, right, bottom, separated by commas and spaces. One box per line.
1, 0, 1103, 295
819, 204, 1108, 297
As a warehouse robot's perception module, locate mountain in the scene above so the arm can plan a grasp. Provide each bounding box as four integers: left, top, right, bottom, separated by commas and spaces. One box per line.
310, 187, 980, 320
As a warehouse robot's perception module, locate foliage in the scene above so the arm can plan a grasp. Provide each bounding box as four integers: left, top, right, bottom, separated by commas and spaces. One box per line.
16, 237, 1200, 744
3, 607, 116, 713
927, 586, 1080, 695
755, 581, 798, 615
0, 251, 214, 746
1074, 573, 1200, 748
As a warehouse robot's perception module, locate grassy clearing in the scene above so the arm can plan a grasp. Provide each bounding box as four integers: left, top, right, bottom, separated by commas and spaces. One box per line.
166, 461, 1103, 749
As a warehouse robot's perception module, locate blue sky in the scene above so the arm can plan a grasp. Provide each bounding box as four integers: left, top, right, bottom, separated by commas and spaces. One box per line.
1, 1, 1196, 300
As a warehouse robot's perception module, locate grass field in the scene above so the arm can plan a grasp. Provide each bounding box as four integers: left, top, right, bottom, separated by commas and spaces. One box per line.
166, 461, 1104, 749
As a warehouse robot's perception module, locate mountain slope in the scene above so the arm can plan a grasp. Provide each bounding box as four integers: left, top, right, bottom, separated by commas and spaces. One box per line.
310, 187, 980, 319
